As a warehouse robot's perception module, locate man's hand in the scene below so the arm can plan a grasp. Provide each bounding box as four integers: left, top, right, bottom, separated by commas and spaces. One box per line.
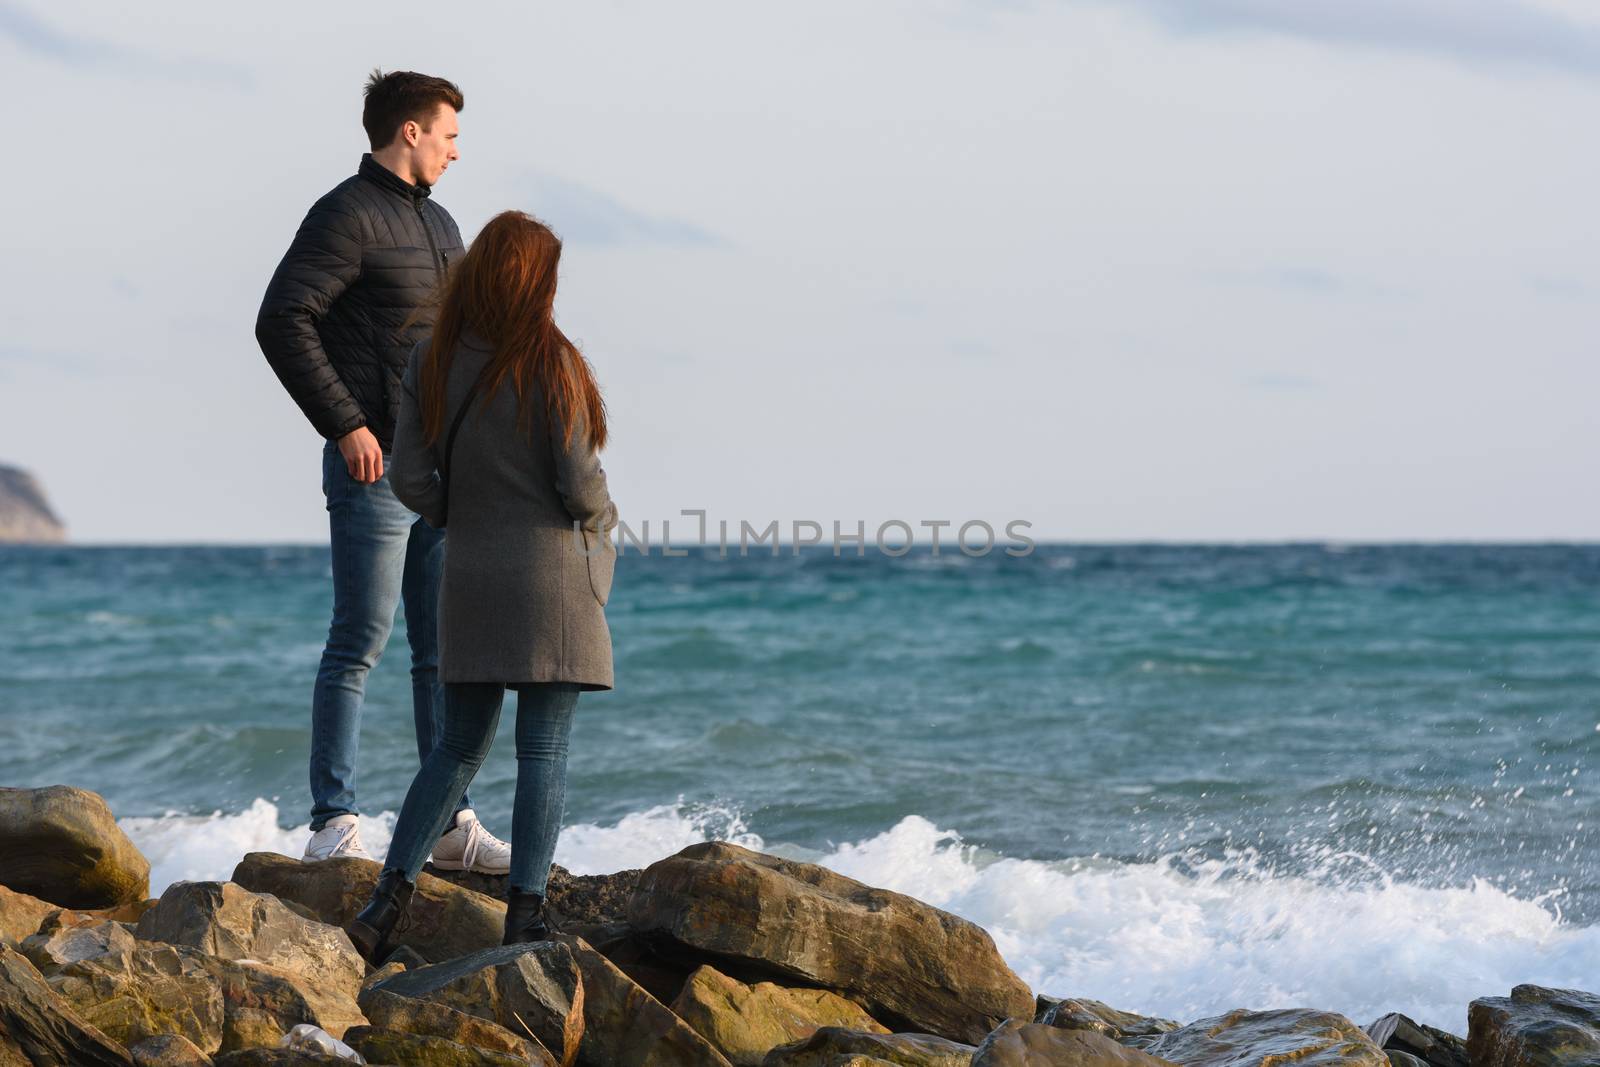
337, 426, 384, 484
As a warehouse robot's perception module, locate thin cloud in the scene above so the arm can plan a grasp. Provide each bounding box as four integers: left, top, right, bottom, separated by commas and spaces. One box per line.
529, 174, 726, 248
1076, 0, 1600, 76
0, 2, 252, 87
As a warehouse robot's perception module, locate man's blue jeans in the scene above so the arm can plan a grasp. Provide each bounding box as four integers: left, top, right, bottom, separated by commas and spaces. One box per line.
383, 682, 580, 894
309, 441, 469, 830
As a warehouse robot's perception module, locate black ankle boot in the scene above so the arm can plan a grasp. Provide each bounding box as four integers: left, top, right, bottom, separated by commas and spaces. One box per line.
503, 889, 551, 945
347, 869, 415, 966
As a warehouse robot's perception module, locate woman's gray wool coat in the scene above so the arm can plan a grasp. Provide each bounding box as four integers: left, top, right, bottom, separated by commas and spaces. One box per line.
390, 333, 617, 689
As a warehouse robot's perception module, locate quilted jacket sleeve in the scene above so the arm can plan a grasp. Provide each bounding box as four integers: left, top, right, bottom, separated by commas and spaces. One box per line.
255, 198, 367, 441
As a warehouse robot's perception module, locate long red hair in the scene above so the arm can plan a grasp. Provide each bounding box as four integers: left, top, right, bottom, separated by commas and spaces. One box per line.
420, 210, 607, 451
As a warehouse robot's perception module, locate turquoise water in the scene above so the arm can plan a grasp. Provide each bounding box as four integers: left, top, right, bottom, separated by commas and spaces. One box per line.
2, 543, 1598, 1025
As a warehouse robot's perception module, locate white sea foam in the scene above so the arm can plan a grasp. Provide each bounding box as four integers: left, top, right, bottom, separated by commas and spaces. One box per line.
121, 801, 1600, 1034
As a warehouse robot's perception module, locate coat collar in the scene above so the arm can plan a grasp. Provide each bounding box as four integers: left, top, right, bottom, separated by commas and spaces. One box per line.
359, 153, 431, 204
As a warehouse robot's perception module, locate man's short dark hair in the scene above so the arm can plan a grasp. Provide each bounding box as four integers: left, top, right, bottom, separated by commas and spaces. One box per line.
362, 69, 464, 150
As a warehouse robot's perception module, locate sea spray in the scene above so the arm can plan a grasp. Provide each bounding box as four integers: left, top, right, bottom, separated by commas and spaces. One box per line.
121, 800, 1600, 1034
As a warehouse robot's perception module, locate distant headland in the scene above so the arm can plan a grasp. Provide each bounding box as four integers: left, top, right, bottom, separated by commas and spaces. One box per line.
0, 464, 66, 543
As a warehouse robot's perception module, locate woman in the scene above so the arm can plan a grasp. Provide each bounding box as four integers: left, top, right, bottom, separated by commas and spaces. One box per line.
345, 210, 617, 964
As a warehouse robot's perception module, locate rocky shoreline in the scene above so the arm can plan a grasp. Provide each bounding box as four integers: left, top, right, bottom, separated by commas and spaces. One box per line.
0, 785, 1595, 1066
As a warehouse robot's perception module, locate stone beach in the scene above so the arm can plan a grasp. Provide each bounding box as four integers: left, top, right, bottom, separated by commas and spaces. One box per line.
1, 784, 1597, 1066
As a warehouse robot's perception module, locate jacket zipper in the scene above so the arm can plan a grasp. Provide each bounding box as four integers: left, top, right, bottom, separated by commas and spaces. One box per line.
416, 200, 444, 280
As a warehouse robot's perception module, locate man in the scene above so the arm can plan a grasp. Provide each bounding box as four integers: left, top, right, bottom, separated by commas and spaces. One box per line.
256, 70, 509, 872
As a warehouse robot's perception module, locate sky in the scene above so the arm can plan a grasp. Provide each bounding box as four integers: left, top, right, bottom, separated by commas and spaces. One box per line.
2, 0, 1597, 543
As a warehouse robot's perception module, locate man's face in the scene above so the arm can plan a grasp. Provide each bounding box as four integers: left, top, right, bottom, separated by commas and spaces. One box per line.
411, 104, 460, 187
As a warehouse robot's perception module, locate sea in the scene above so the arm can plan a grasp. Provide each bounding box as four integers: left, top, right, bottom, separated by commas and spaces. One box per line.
1, 543, 1597, 1032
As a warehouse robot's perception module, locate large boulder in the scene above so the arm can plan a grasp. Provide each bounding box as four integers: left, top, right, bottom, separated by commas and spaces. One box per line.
360, 986, 556, 1065
129, 1036, 217, 1067
231, 851, 504, 963
0, 786, 150, 908
135, 881, 363, 1039
627, 842, 1033, 1044
1469, 986, 1600, 1067
671, 963, 888, 1065
343, 1025, 530, 1065
363, 941, 580, 1066
424, 862, 642, 926
1365, 1013, 1468, 1067
975, 1018, 1180, 1066
0, 942, 133, 1065
30, 923, 222, 1051
0, 885, 57, 947
1038, 997, 1181, 1049
551, 932, 734, 1067
128, 1033, 214, 1066
1145, 1009, 1387, 1067
762, 1026, 976, 1066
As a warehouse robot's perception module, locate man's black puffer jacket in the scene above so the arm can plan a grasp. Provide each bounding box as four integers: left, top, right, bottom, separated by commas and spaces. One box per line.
256, 154, 466, 449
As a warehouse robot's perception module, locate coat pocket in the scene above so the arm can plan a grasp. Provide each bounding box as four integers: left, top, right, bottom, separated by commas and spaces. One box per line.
581, 527, 616, 606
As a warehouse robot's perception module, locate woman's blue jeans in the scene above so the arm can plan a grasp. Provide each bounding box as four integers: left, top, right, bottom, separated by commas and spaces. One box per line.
382, 681, 580, 894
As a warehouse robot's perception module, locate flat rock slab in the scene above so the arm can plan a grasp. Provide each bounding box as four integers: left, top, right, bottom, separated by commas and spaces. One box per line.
0, 942, 133, 1066
136, 881, 363, 1039
344, 1024, 532, 1066
1365, 1013, 1468, 1067
0, 885, 57, 948
210, 1051, 351, 1067
672, 963, 887, 1065
128, 1032, 214, 1066
627, 841, 1034, 1044
762, 1026, 976, 1066
360, 986, 555, 1065
0, 786, 150, 909
1145, 1009, 1387, 1067
365, 941, 580, 1066
1039, 997, 1181, 1049
551, 932, 734, 1067
1470, 986, 1600, 1067
232, 851, 504, 963
976, 1019, 1181, 1066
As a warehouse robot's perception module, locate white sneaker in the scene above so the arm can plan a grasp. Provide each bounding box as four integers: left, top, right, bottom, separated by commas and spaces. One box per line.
430, 808, 511, 875
303, 814, 373, 862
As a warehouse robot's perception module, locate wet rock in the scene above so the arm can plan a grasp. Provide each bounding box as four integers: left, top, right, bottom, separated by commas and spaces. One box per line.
761, 1026, 976, 1066
345, 1025, 529, 1065
0, 942, 133, 1065
359, 986, 555, 1065
232, 852, 504, 963
0, 785, 150, 908
1469, 985, 1600, 1067
1145, 1008, 1387, 1067
0, 884, 58, 947
671, 963, 888, 1065
1388, 1053, 1429, 1067
1038, 997, 1181, 1049
627, 842, 1033, 1044
136, 881, 363, 1039
1365, 1013, 1468, 1067
364, 941, 581, 1065
550, 932, 733, 1067
975, 1018, 1180, 1066
129, 1033, 215, 1066
210, 1051, 350, 1067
